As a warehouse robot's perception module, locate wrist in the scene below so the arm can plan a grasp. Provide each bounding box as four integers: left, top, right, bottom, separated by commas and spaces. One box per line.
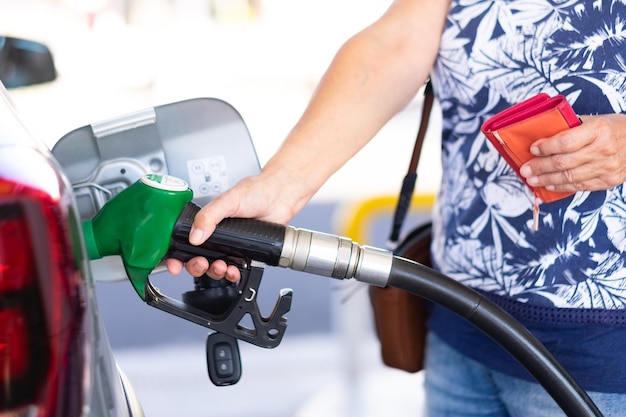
259, 157, 320, 213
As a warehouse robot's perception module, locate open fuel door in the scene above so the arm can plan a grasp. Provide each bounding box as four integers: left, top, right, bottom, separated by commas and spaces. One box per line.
53, 97, 261, 281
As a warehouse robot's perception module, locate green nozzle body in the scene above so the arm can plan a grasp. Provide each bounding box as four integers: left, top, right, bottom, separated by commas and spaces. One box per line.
82, 174, 193, 299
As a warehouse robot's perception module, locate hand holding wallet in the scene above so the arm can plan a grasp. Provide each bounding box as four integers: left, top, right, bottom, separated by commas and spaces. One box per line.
481, 93, 582, 229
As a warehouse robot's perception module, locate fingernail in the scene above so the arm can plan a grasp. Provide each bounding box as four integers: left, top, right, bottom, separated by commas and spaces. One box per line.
527, 176, 539, 186
530, 145, 540, 156
191, 262, 205, 275
520, 165, 532, 177
189, 227, 204, 245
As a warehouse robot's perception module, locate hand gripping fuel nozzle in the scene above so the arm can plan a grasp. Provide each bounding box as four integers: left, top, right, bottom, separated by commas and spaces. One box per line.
81, 174, 393, 383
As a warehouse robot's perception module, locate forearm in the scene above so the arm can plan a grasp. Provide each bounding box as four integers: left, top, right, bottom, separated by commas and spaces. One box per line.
259, 0, 448, 212
173, 0, 450, 280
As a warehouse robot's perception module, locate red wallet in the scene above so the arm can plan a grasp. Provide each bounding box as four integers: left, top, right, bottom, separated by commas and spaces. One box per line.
481, 93, 581, 229
481, 93, 581, 203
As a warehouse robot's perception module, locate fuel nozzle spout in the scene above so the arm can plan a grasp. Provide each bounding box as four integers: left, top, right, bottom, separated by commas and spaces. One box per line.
279, 227, 392, 286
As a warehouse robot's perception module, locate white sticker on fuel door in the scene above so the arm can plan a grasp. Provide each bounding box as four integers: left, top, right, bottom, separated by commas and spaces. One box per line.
186, 156, 229, 197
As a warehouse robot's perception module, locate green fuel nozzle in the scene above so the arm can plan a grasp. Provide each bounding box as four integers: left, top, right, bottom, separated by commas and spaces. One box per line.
82, 174, 192, 299
81, 173, 393, 348
80, 173, 297, 349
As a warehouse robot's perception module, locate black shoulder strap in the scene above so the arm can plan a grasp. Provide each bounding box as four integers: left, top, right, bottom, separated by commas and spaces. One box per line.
387, 80, 435, 249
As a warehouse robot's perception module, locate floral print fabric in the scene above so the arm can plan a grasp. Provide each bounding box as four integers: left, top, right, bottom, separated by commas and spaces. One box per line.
431, 0, 626, 311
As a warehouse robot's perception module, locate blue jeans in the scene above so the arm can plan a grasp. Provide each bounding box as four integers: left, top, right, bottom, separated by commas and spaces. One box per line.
423, 333, 625, 417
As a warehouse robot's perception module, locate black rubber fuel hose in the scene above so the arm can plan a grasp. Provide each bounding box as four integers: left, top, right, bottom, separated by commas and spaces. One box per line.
388, 256, 603, 417
170, 206, 603, 416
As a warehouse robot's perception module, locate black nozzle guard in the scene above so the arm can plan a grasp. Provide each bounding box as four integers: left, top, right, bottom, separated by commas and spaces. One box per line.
145, 262, 292, 348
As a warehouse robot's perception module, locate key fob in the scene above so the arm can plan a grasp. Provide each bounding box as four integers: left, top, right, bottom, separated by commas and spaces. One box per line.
206, 332, 242, 386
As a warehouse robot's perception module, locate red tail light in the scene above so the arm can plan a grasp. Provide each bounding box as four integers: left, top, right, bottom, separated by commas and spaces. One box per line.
0, 205, 32, 382
0, 209, 33, 292
0, 309, 28, 379
0, 175, 86, 417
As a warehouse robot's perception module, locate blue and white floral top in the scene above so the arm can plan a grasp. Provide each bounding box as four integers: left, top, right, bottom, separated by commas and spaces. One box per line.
428, 0, 626, 392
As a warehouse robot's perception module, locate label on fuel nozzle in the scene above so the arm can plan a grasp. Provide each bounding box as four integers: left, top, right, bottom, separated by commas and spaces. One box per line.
140, 174, 189, 192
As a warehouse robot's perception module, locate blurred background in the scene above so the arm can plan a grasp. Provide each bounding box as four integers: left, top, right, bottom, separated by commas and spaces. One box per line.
2, 1, 442, 416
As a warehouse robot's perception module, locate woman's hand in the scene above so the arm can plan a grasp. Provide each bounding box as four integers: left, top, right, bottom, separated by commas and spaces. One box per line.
520, 113, 626, 193
165, 172, 303, 282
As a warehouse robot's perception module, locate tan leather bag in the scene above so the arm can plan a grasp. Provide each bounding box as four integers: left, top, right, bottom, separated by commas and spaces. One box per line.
369, 222, 431, 373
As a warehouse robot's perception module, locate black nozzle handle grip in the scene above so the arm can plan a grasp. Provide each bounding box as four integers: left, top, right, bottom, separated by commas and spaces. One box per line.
171, 202, 287, 266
